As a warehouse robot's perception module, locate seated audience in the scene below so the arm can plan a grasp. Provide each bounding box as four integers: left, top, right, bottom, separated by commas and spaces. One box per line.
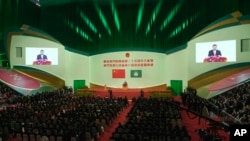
0, 84, 128, 141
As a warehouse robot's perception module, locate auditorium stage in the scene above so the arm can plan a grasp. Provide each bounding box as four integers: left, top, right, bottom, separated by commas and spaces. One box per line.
91, 88, 147, 100
89, 84, 170, 100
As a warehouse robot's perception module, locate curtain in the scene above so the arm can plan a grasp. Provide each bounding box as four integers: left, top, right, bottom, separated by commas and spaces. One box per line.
170, 80, 183, 96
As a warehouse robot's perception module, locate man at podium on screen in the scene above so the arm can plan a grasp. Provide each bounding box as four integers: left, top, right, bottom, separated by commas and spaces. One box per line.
208, 44, 222, 57
37, 49, 48, 61
204, 44, 227, 62
34, 49, 51, 65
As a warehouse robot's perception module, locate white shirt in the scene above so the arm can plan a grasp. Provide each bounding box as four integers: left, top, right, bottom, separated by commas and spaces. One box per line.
213, 50, 216, 56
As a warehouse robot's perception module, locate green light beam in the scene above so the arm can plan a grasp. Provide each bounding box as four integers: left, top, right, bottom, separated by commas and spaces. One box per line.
136, 0, 145, 32
160, 0, 184, 31
111, 0, 120, 31
80, 11, 98, 34
145, 0, 163, 35
168, 12, 201, 38
64, 19, 93, 42
95, 3, 111, 35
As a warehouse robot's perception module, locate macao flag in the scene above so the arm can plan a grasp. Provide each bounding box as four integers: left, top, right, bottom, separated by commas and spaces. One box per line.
112, 69, 125, 78
130, 70, 142, 78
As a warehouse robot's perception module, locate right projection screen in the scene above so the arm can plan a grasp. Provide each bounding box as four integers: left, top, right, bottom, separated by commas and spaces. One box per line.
195, 40, 236, 63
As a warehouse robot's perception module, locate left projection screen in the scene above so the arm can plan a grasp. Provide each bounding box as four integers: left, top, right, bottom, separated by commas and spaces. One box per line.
25, 47, 58, 65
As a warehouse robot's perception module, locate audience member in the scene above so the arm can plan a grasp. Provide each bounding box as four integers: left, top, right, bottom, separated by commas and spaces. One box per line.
0, 84, 128, 141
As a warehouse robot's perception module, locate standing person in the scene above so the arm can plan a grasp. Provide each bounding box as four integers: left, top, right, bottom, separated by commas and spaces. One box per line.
108, 88, 113, 99
208, 44, 222, 57
140, 89, 144, 98
37, 49, 48, 61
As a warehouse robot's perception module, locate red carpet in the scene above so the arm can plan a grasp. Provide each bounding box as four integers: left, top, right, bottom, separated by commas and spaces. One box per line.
176, 96, 230, 141
174, 96, 201, 140
180, 110, 210, 141
97, 96, 229, 141
180, 110, 229, 141
98, 102, 134, 141
173, 96, 229, 141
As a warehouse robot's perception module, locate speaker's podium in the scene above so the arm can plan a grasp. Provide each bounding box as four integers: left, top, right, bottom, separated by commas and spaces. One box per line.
122, 81, 128, 90
203, 56, 227, 62
33, 60, 52, 65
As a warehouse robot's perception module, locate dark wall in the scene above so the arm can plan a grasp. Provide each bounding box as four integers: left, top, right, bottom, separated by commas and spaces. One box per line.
0, 0, 40, 52
1, 0, 250, 54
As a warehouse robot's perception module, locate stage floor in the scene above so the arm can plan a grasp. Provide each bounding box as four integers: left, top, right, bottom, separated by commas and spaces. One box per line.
89, 84, 170, 100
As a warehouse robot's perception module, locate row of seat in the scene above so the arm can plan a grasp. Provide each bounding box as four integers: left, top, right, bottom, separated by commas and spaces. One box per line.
110, 98, 191, 141
0, 89, 129, 141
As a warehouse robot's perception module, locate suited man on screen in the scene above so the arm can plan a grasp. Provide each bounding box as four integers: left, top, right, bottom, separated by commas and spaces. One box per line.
208, 44, 222, 57
37, 49, 48, 60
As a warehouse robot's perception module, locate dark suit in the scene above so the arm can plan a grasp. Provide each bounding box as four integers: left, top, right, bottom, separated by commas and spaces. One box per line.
108, 89, 113, 99
208, 50, 221, 57
37, 54, 48, 60
140, 89, 144, 98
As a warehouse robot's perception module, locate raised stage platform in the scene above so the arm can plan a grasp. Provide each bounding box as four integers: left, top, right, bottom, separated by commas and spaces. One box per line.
92, 88, 147, 99
82, 83, 170, 100
88, 85, 172, 100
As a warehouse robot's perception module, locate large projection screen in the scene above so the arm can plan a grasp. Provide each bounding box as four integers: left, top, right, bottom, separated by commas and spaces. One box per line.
195, 40, 236, 63
25, 47, 58, 65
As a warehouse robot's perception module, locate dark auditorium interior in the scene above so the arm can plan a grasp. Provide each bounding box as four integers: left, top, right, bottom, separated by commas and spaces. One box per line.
1, 0, 250, 141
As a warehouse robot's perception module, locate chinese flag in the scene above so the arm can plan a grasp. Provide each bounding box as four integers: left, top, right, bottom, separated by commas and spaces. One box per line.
112, 69, 125, 78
